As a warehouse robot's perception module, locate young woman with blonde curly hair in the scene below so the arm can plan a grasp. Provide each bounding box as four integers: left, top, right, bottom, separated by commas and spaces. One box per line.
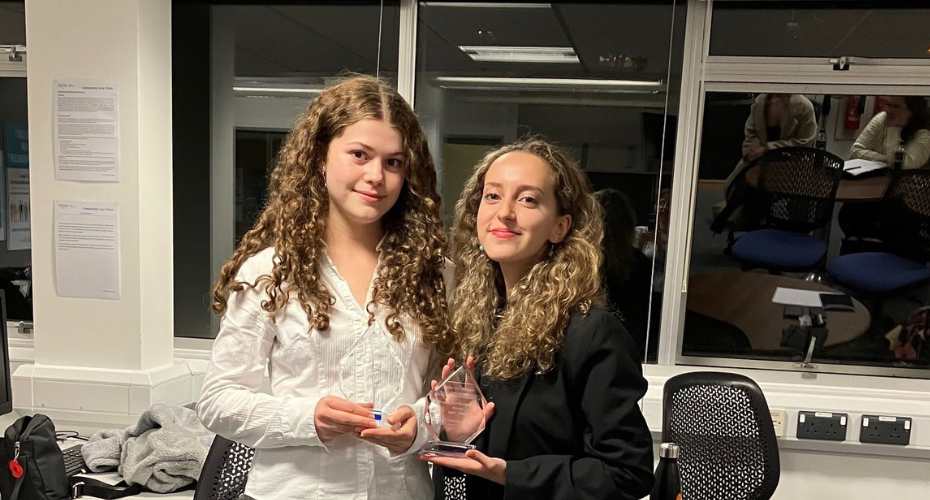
197, 75, 453, 500
423, 138, 654, 500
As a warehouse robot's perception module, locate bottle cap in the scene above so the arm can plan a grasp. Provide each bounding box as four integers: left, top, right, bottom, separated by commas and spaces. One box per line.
660, 442, 680, 459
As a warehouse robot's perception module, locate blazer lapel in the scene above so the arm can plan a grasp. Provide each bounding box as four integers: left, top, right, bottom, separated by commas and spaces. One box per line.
484, 372, 534, 458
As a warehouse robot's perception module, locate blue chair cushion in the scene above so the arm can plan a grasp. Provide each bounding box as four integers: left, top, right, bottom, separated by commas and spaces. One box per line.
732, 229, 827, 270
828, 252, 930, 295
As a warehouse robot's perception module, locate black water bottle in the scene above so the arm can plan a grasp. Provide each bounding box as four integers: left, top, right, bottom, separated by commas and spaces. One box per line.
894, 141, 906, 170
815, 125, 827, 150
651, 442, 683, 500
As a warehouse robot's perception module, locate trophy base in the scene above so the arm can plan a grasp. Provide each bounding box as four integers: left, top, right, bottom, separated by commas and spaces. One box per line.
418, 441, 476, 457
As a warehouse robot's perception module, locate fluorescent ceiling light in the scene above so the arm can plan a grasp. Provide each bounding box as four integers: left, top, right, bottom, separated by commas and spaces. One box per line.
422, 2, 550, 8
434, 76, 665, 93
233, 86, 322, 96
459, 46, 579, 64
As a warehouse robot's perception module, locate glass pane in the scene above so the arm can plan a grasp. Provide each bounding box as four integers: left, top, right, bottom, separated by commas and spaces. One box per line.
171, 1, 399, 338
0, 0, 31, 323
416, 1, 687, 363
0, 1, 26, 46
710, 1, 930, 59
0, 77, 31, 322
687, 91, 930, 371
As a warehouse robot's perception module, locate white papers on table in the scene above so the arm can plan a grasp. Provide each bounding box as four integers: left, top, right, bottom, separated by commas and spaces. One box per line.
772, 287, 825, 308
54, 201, 120, 300
6, 168, 30, 250
54, 81, 119, 182
843, 159, 887, 176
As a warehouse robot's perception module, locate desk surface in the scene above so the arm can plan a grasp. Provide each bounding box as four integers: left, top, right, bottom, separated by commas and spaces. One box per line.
687, 271, 870, 351
61, 438, 194, 499
73, 472, 193, 499
744, 168, 891, 202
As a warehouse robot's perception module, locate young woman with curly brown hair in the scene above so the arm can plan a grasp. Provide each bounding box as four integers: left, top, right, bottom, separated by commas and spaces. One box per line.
423, 138, 654, 500
197, 75, 453, 500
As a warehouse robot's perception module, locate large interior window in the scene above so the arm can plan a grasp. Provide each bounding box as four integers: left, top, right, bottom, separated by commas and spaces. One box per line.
0, 1, 31, 324
415, 1, 686, 362
675, 0, 930, 377
171, 1, 399, 338
686, 90, 930, 372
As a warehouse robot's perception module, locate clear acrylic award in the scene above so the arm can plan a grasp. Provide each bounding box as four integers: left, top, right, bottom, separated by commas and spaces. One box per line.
419, 366, 489, 457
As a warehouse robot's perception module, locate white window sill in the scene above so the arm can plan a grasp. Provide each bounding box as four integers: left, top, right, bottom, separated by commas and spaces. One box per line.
6, 334, 929, 460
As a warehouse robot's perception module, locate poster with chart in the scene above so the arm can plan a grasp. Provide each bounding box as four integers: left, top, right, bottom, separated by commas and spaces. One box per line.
54, 80, 119, 182
6, 168, 29, 250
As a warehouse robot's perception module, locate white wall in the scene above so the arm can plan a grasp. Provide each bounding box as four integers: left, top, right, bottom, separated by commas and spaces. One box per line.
14, 0, 192, 430
25, 0, 173, 370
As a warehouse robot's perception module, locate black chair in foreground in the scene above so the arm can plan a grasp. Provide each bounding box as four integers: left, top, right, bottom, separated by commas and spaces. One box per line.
193, 435, 255, 500
661, 371, 780, 500
728, 147, 843, 273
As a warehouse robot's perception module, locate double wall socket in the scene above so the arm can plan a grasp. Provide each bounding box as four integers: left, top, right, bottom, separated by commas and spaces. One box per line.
860, 415, 911, 445
797, 411, 847, 441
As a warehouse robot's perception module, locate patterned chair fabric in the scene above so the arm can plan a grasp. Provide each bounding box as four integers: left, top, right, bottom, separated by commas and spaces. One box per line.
661, 371, 780, 500
194, 435, 256, 500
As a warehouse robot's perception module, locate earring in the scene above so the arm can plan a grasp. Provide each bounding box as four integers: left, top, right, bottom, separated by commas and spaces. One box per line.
478, 244, 485, 253
547, 243, 556, 258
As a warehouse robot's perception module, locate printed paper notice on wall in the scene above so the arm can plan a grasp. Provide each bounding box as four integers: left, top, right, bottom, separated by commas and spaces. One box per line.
54, 201, 120, 300
54, 81, 119, 182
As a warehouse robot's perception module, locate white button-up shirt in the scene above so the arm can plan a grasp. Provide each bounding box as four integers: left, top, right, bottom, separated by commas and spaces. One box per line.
197, 247, 435, 500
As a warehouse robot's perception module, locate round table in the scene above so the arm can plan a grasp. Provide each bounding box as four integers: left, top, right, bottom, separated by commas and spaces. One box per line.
743, 168, 890, 202
686, 271, 870, 351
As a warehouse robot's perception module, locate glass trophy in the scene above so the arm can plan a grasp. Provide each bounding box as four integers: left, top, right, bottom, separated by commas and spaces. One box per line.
419, 366, 489, 457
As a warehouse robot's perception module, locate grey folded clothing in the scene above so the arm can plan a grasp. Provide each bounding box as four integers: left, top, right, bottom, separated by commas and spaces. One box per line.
82, 404, 215, 493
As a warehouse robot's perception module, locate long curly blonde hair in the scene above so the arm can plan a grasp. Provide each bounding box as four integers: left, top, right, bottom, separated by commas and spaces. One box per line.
450, 138, 604, 379
212, 75, 453, 356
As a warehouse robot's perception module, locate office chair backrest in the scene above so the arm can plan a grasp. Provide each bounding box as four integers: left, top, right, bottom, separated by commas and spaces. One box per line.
662, 371, 780, 500
880, 169, 930, 261
755, 147, 843, 233
193, 435, 255, 500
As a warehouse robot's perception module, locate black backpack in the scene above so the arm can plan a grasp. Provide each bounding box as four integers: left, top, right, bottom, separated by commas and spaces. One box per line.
0, 414, 70, 500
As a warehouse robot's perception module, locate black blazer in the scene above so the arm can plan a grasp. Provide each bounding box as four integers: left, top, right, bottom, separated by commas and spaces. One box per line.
433, 306, 654, 500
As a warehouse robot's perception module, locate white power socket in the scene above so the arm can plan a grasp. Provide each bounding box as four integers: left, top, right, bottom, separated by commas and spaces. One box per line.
770, 409, 787, 437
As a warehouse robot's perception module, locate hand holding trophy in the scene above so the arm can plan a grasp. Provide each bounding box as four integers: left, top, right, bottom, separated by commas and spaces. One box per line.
419, 362, 490, 457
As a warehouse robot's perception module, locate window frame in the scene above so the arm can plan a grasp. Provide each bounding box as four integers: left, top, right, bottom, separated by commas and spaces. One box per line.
0, 57, 25, 78
0, 59, 31, 330
660, 0, 930, 378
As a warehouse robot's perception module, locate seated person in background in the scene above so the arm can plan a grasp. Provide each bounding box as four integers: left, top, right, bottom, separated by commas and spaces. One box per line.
841, 96, 930, 253
595, 188, 652, 361
714, 94, 818, 234
849, 96, 930, 170
723, 93, 818, 191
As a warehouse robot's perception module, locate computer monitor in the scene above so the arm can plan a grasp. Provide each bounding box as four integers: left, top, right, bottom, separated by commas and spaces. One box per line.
0, 291, 12, 416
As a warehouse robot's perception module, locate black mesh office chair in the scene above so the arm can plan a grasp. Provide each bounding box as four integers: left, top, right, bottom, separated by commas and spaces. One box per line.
828, 170, 930, 337
193, 435, 255, 500
662, 371, 780, 500
729, 147, 843, 272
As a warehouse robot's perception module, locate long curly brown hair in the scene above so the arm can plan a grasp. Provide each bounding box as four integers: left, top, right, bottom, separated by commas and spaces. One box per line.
212, 75, 453, 356
450, 138, 604, 379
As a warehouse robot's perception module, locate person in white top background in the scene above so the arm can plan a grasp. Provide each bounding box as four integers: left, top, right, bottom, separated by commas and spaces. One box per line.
840, 95, 930, 254
197, 75, 455, 500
